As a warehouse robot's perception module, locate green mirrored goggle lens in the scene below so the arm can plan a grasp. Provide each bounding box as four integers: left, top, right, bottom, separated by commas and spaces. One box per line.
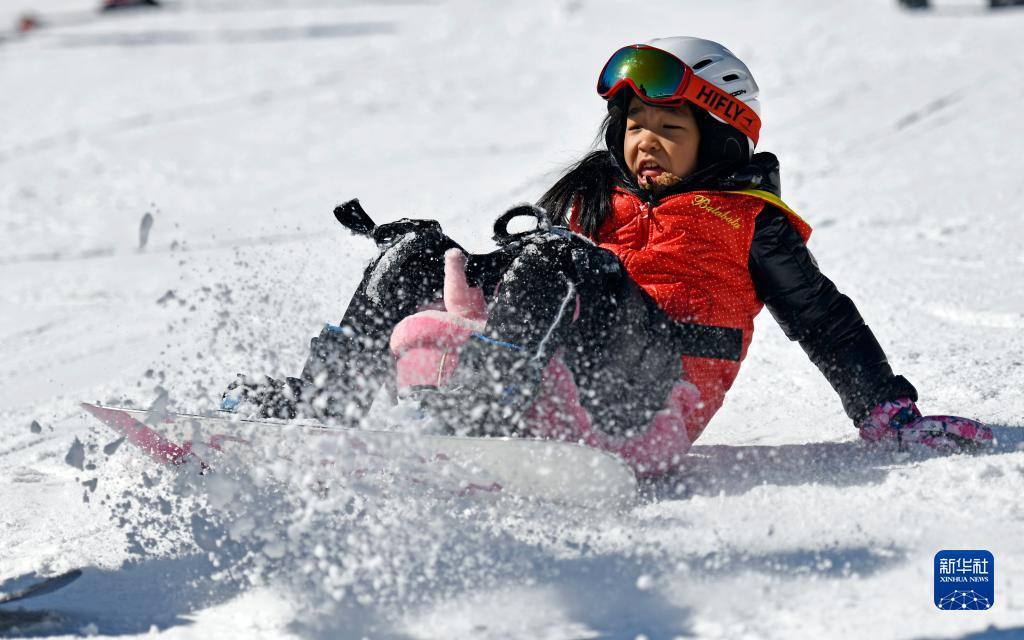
597, 46, 688, 100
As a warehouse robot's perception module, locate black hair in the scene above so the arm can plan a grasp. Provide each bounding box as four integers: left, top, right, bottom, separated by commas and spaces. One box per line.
535, 92, 630, 238
537, 89, 750, 239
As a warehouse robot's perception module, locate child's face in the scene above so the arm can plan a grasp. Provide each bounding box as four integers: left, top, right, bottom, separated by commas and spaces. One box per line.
623, 97, 701, 189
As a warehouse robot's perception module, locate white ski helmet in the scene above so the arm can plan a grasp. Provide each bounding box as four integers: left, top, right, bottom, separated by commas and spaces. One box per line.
646, 36, 761, 155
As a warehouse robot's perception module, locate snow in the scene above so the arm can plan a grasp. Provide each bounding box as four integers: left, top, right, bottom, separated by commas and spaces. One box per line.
2, 0, 1024, 637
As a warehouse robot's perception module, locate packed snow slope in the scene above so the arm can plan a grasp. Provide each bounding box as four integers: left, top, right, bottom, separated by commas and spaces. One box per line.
2, 0, 1024, 638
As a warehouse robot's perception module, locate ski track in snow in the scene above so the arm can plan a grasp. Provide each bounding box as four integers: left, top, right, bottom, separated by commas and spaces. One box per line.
2, 0, 1024, 638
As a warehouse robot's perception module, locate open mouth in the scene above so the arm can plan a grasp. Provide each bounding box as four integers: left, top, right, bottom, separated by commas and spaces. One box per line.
636, 158, 683, 190
637, 160, 665, 183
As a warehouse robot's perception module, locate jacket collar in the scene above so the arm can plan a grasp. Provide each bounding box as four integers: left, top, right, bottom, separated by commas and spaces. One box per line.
612, 152, 782, 206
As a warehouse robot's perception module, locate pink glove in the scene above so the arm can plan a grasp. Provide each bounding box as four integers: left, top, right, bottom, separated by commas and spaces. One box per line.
389, 249, 486, 394
859, 397, 993, 451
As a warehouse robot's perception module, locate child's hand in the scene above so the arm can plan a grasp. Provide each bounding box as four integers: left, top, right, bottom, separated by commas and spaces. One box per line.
859, 397, 993, 452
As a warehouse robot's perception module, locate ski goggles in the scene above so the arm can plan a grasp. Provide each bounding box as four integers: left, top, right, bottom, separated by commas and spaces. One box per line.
597, 44, 761, 144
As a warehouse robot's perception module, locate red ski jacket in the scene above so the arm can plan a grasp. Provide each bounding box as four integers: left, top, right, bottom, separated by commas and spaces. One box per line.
571, 187, 811, 442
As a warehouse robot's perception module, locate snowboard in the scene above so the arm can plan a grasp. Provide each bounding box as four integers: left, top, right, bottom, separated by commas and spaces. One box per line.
81, 403, 638, 510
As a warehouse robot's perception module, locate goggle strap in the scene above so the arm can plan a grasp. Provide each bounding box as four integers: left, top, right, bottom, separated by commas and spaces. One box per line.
597, 45, 761, 144
682, 74, 760, 143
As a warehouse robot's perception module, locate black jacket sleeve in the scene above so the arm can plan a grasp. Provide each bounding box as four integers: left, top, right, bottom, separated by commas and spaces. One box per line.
748, 206, 917, 424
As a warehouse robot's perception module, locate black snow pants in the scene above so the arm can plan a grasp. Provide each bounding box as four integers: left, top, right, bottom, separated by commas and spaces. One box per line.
300, 207, 741, 435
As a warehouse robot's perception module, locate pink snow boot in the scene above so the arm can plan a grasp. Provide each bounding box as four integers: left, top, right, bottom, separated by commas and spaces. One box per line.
389, 249, 486, 394
858, 397, 993, 452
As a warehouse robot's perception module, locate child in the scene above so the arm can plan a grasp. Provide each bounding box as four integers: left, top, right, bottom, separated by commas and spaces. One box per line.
228, 37, 991, 476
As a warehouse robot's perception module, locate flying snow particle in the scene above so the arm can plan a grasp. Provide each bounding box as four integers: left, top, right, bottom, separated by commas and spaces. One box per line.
139, 212, 154, 250
103, 437, 125, 455
65, 437, 85, 470
145, 387, 171, 425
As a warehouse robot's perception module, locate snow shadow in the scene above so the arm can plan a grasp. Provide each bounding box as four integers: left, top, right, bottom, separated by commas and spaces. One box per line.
989, 424, 1024, 451
354, 545, 896, 639
0, 503, 905, 639
0, 610, 65, 637
914, 627, 1024, 640
56, 21, 395, 48
293, 549, 696, 640
284, 528, 899, 638
688, 544, 903, 581
0, 554, 244, 637
645, 440, 897, 500
645, 425, 1024, 501
522, 555, 695, 640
